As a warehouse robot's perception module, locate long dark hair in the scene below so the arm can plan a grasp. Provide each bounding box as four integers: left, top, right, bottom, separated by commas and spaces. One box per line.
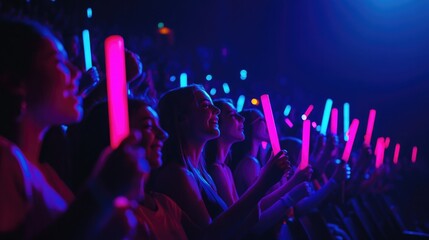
157, 85, 227, 213
0, 18, 52, 143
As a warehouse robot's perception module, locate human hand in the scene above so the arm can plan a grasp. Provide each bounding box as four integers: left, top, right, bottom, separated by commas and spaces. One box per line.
258, 150, 291, 188
289, 166, 313, 185
281, 182, 311, 206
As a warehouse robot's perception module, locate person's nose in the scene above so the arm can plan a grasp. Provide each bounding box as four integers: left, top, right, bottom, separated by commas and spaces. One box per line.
156, 126, 169, 141
211, 105, 220, 115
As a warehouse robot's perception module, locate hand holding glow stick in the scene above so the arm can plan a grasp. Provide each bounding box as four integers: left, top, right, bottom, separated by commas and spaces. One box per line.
260, 94, 281, 155
105, 35, 129, 149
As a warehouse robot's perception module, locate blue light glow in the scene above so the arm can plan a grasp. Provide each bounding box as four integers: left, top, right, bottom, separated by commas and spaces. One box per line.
206, 74, 212, 81
210, 88, 217, 95
222, 83, 230, 94
180, 73, 187, 87
283, 105, 291, 116
240, 69, 247, 80
87, 8, 92, 18
169, 75, 176, 82
158, 22, 164, 29
82, 29, 92, 71
237, 95, 245, 112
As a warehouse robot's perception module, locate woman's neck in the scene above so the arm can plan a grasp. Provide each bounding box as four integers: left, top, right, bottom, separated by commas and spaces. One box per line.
216, 138, 233, 165
247, 139, 261, 159
182, 138, 206, 168
18, 113, 48, 165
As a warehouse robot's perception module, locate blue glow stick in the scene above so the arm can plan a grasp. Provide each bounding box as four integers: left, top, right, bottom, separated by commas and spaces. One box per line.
343, 102, 350, 141
82, 29, 92, 71
320, 98, 333, 136
222, 83, 230, 94
180, 73, 187, 87
237, 95, 245, 112
283, 104, 291, 117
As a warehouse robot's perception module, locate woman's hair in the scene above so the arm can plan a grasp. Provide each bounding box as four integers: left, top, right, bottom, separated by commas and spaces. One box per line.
229, 108, 264, 172
205, 98, 235, 166
74, 97, 152, 190
0, 18, 53, 143
157, 85, 227, 213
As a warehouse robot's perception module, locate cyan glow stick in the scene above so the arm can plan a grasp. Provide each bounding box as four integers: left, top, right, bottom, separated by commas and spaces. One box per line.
105, 35, 129, 149
237, 95, 245, 112
320, 98, 333, 136
411, 146, 418, 163
82, 29, 92, 71
222, 83, 230, 94
180, 73, 187, 87
375, 137, 385, 169
260, 94, 281, 155
300, 120, 311, 170
283, 104, 291, 117
393, 143, 400, 164
284, 118, 293, 128
364, 109, 376, 145
341, 119, 359, 162
343, 102, 350, 141
86, 8, 93, 18
330, 108, 338, 135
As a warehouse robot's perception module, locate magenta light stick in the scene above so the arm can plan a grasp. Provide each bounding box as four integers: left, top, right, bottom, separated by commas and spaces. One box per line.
330, 108, 338, 135
304, 104, 314, 118
341, 119, 359, 162
105, 35, 130, 149
375, 137, 385, 169
384, 137, 390, 149
393, 143, 400, 164
364, 109, 376, 145
284, 118, 294, 128
261, 94, 281, 155
300, 120, 311, 170
411, 146, 418, 163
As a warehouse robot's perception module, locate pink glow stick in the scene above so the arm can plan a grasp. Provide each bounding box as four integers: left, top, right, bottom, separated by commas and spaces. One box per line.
303, 104, 314, 118
105, 35, 129, 149
341, 119, 359, 162
330, 108, 338, 135
284, 118, 294, 128
411, 146, 418, 163
300, 120, 311, 170
260, 94, 281, 155
364, 109, 376, 145
375, 137, 385, 169
384, 137, 390, 149
393, 143, 400, 164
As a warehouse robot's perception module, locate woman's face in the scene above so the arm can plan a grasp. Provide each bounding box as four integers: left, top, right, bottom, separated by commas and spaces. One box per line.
252, 114, 269, 142
131, 105, 168, 169
185, 89, 221, 142
219, 102, 245, 143
28, 36, 82, 125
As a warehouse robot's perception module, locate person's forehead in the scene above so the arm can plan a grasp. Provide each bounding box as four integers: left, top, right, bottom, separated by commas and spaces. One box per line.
193, 89, 212, 102
39, 36, 68, 58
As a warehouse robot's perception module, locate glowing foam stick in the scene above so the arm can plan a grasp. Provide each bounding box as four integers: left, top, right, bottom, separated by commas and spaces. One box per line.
364, 109, 376, 145
260, 94, 281, 154
343, 102, 350, 141
411, 146, 417, 163
105, 35, 129, 149
82, 29, 92, 71
320, 99, 333, 136
375, 137, 385, 169
330, 108, 338, 135
393, 143, 400, 164
222, 83, 230, 94
384, 137, 390, 149
304, 104, 314, 118
237, 95, 245, 112
300, 120, 311, 170
283, 104, 292, 117
341, 119, 359, 162
180, 73, 187, 87
284, 118, 293, 128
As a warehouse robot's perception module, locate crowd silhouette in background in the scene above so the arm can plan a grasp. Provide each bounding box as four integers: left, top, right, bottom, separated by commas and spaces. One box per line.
1, 1, 429, 239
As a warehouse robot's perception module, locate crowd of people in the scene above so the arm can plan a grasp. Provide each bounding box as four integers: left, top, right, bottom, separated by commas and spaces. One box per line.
0, 6, 428, 240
